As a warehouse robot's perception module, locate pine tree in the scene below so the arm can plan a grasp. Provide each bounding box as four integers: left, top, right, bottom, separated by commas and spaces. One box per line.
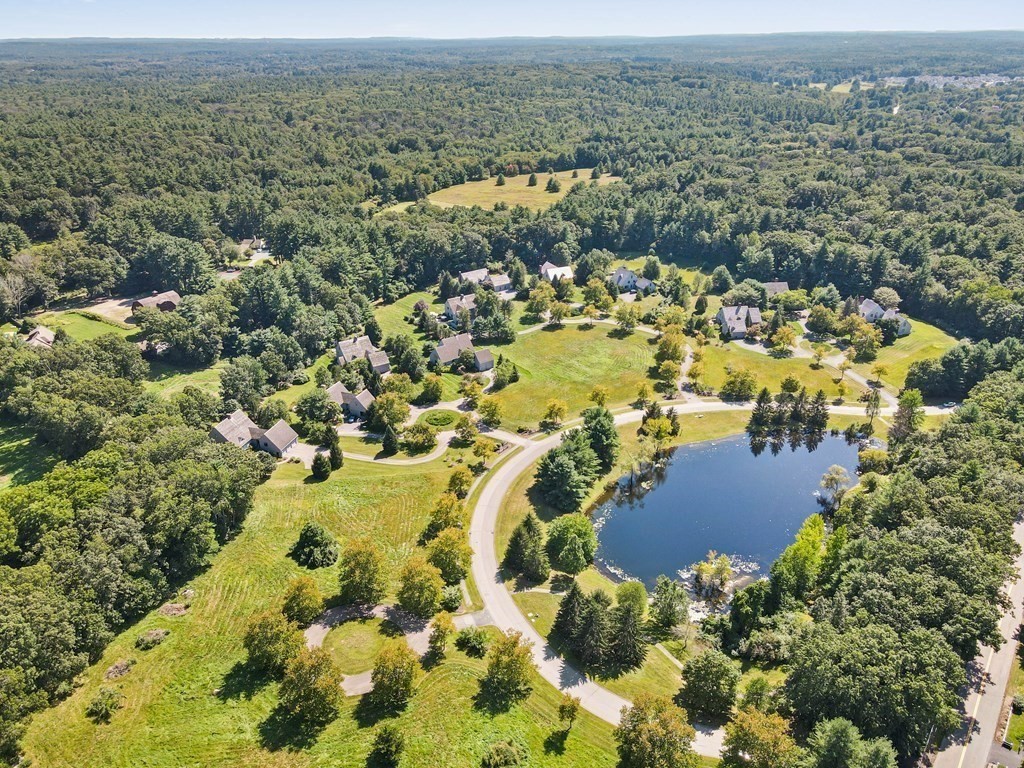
383, 425, 399, 455
582, 406, 620, 471
527, 173, 538, 187
611, 605, 648, 670
553, 580, 586, 641
504, 511, 549, 581
576, 597, 610, 667
749, 387, 774, 432
808, 389, 830, 431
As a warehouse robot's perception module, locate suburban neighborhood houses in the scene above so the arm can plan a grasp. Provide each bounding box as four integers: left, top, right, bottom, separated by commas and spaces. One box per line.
715, 304, 762, 339
428, 331, 494, 370
540, 260, 573, 282
210, 409, 298, 457
335, 334, 392, 374
326, 380, 376, 419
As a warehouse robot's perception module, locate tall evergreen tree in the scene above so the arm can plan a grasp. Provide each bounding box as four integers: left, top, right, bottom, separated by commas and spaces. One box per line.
553, 580, 587, 641
576, 596, 610, 667
612, 604, 648, 670
582, 406, 620, 471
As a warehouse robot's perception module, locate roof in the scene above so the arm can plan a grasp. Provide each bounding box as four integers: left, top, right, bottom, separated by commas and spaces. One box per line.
718, 306, 762, 334
326, 381, 350, 405
612, 266, 636, 286
474, 349, 495, 367
211, 409, 260, 447
133, 290, 182, 309
635, 277, 654, 292
261, 419, 298, 452
433, 332, 474, 364
486, 273, 512, 290
350, 389, 375, 409
541, 261, 574, 282
859, 298, 883, 316
459, 268, 490, 284
763, 281, 791, 297
25, 325, 55, 350
336, 335, 377, 363
366, 350, 391, 370
446, 294, 477, 315
881, 308, 903, 321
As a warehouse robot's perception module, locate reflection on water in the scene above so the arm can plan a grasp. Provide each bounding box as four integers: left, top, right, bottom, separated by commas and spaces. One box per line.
593, 434, 860, 589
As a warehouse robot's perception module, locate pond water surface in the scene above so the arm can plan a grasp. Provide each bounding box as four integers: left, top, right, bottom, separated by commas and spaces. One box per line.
593, 435, 859, 587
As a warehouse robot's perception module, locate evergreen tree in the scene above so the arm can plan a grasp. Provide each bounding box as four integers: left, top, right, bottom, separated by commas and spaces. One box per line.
504, 510, 549, 581
582, 406, 620, 471
576, 596, 610, 667
553, 580, 587, 640
652, 575, 688, 628
748, 387, 774, 433
611, 604, 648, 670
527, 173, 538, 187
311, 452, 332, 480
383, 424, 399, 455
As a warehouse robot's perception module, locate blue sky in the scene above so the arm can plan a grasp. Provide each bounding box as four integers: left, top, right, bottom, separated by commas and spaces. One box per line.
3, 0, 1023, 39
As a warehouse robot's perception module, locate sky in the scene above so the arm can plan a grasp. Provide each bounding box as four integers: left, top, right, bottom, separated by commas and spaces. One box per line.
2, 0, 1024, 39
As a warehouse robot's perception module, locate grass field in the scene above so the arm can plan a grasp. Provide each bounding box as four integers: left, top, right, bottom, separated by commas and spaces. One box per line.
323, 617, 403, 674
851, 317, 957, 392
374, 291, 443, 340
145, 359, 227, 398
17, 309, 134, 341
23, 455, 632, 768
0, 416, 58, 489
701, 343, 859, 400
1006, 646, 1024, 748
489, 325, 658, 431
383, 169, 619, 213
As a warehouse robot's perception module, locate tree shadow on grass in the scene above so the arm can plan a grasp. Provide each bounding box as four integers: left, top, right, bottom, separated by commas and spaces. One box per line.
543, 728, 569, 755
352, 694, 403, 729
258, 704, 328, 752
216, 661, 273, 701
472, 679, 528, 716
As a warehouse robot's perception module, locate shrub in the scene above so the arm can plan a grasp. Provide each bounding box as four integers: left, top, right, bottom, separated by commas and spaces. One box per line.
371, 724, 406, 767
243, 611, 304, 675
456, 626, 489, 657
291, 521, 339, 569
86, 687, 124, 723
282, 576, 324, 627
482, 740, 527, 768
311, 452, 332, 480
441, 584, 463, 612
135, 629, 170, 650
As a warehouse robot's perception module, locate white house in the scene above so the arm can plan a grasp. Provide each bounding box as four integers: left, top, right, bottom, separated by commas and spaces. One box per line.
882, 308, 913, 337
327, 381, 376, 419
540, 261, 574, 283
857, 298, 885, 323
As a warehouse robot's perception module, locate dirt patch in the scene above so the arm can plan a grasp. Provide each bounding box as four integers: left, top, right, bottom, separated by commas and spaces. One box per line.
86, 296, 139, 324
136, 629, 170, 650
159, 603, 188, 617
104, 659, 135, 680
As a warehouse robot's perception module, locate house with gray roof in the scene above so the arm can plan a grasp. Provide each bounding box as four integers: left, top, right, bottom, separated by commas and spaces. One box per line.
882, 308, 912, 337
485, 273, 513, 292
763, 281, 791, 298
335, 335, 391, 374
715, 305, 763, 339
430, 332, 475, 366
210, 409, 298, 457
327, 381, 376, 419
25, 325, 55, 350
459, 268, 490, 285
444, 294, 477, 322
474, 349, 495, 371
857, 298, 885, 323
131, 290, 181, 316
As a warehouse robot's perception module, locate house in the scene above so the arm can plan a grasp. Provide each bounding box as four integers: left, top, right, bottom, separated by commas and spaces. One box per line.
327, 382, 376, 419
335, 335, 391, 374
210, 409, 298, 457
239, 237, 265, 253
131, 290, 181, 315
882, 308, 913, 337
444, 294, 477, 321
485, 273, 513, 292
430, 333, 475, 367
611, 266, 639, 291
540, 261, 574, 283
25, 325, 55, 350
715, 305, 763, 339
857, 298, 885, 323
459, 268, 490, 285
763, 281, 791, 298
474, 349, 495, 372
255, 420, 299, 457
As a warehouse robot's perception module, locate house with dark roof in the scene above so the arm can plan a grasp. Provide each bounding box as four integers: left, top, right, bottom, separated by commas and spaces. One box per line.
131, 290, 181, 316
715, 306, 763, 339
430, 333, 475, 366
327, 381, 376, 419
25, 325, 55, 350
474, 349, 495, 372
485, 273, 513, 293
763, 281, 791, 298
335, 335, 391, 374
210, 409, 298, 457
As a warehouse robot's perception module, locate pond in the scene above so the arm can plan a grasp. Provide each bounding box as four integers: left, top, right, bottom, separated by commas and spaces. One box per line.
593, 435, 859, 588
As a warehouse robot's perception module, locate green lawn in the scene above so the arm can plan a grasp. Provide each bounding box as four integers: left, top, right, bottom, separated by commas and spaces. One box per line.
25, 310, 134, 341
382, 169, 619, 213
145, 360, 226, 398
700, 343, 859, 400
374, 291, 442, 340
1007, 645, 1024, 749
489, 325, 658, 431
25, 455, 626, 768
0, 416, 58, 489
851, 317, 957, 391
323, 617, 403, 674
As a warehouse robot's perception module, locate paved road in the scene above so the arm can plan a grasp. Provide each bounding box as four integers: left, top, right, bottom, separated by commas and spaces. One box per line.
932, 520, 1024, 768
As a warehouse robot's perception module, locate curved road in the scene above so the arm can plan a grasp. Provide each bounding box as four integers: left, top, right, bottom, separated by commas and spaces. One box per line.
468, 398, 913, 757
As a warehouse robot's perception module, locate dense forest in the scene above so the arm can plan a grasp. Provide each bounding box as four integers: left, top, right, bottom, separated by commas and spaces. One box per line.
1, 34, 1024, 765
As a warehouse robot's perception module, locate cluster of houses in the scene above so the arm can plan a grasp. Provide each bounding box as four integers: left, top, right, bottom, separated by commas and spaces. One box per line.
210, 409, 298, 458
715, 280, 913, 340
459, 268, 513, 293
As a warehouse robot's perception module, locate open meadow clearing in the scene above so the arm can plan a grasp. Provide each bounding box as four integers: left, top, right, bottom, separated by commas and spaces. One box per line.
489, 325, 658, 431
19, 454, 629, 768
0, 416, 58, 489
383, 169, 619, 213
700, 342, 861, 400
851, 316, 958, 391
